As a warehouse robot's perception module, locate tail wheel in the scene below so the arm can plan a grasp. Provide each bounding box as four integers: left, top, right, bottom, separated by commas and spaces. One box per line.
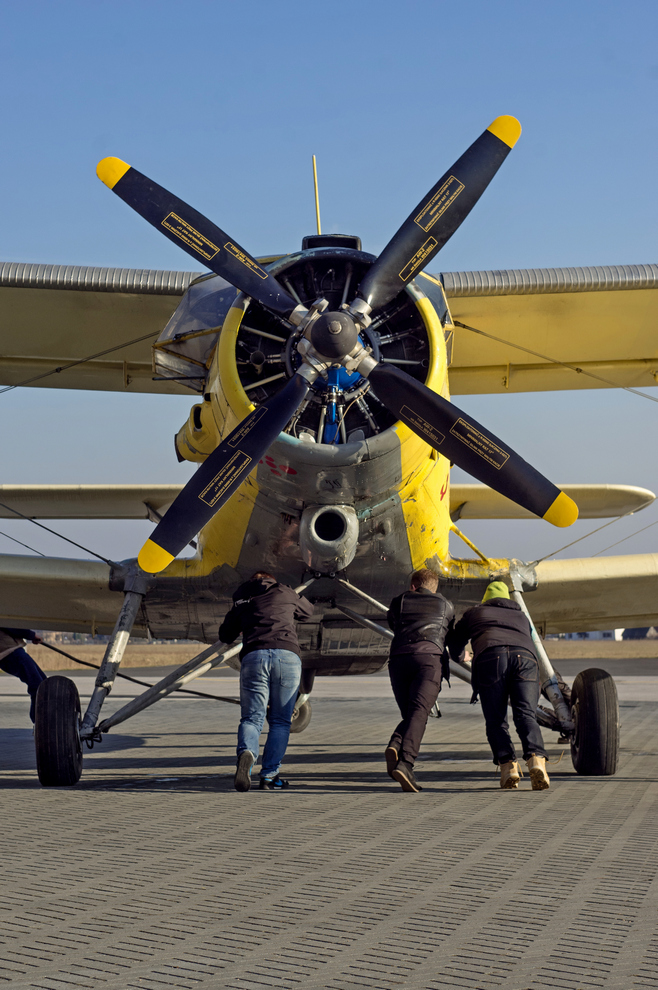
290, 699, 312, 734
34, 676, 83, 787
570, 668, 619, 776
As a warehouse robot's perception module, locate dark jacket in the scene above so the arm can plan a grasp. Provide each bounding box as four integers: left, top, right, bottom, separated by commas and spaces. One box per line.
387, 588, 454, 656
218, 576, 314, 660
446, 598, 536, 662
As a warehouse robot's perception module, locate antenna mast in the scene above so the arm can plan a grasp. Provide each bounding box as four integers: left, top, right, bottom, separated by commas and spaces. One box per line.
312, 155, 321, 235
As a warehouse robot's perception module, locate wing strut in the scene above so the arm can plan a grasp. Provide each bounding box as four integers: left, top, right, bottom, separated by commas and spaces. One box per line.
509, 568, 574, 733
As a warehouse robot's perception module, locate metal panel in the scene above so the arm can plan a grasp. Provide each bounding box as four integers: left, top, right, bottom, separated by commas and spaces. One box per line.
321, 623, 389, 655
440, 263, 658, 297
0, 262, 201, 294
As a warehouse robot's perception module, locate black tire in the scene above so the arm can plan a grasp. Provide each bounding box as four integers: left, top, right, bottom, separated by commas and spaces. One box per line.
34, 676, 83, 786
290, 699, 312, 734
570, 668, 619, 776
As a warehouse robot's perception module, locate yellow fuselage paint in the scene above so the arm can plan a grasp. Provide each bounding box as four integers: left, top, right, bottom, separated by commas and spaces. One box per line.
393, 295, 452, 568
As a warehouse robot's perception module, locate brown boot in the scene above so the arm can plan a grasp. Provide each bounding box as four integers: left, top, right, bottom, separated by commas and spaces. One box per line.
499, 760, 521, 789
526, 754, 550, 790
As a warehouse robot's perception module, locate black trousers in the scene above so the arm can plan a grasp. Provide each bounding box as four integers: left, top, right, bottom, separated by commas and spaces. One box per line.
388, 650, 442, 766
473, 646, 547, 765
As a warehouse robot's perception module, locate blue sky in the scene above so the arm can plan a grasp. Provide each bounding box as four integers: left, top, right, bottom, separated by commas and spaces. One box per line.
0, 0, 656, 565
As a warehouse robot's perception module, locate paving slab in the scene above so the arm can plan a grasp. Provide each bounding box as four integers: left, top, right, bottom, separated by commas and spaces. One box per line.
1, 670, 658, 990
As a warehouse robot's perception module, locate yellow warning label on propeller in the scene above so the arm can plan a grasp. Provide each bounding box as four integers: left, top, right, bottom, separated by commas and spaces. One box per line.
450, 419, 510, 469
161, 213, 220, 261
227, 406, 267, 448
399, 237, 438, 281
401, 405, 445, 448
414, 176, 464, 232
199, 450, 252, 507
224, 242, 268, 279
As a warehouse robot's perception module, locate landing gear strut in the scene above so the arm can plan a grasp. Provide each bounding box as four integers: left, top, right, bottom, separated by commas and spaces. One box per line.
510, 569, 619, 776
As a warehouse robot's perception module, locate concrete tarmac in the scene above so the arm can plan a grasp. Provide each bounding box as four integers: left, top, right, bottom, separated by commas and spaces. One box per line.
2, 661, 658, 989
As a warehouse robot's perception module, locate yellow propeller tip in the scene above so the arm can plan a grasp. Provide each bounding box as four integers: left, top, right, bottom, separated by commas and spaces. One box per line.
138, 539, 175, 574
96, 156, 131, 189
543, 491, 579, 528
487, 115, 522, 148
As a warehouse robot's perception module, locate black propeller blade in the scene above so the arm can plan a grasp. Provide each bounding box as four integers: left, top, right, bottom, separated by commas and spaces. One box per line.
97, 158, 301, 320
366, 362, 578, 527
354, 116, 521, 313
138, 374, 311, 573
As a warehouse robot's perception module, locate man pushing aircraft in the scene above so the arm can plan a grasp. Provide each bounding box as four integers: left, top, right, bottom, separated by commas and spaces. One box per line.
447, 581, 550, 790
385, 569, 454, 792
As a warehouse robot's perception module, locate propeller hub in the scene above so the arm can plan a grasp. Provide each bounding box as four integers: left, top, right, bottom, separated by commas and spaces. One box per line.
310, 310, 358, 360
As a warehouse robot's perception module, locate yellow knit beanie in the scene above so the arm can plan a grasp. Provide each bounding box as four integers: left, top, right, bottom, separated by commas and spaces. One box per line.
482, 581, 510, 602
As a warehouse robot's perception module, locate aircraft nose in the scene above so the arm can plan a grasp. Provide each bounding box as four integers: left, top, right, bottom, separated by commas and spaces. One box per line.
310, 310, 359, 360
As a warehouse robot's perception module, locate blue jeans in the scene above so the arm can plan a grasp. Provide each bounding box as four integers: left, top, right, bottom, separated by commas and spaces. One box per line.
473, 646, 547, 764
0, 647, 47, 723
237, 649, 302, 779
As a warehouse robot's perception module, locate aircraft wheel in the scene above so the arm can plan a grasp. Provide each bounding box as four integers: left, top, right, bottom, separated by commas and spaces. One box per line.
34, 676, 83, 787
290, 699, 312, 734
570, 668, 619, 776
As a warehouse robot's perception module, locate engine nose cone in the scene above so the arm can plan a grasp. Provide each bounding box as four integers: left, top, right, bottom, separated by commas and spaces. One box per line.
311, 310, 358, 360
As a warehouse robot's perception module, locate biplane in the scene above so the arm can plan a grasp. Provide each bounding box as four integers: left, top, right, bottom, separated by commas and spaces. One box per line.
1, 115, 656, 786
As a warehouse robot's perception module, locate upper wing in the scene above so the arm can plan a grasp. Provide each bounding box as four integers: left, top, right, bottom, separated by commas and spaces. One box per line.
439, 264, 658, 395
0, 262, 201, 394
7, 260, 656, 398
450, 483, 655, 520
530, 553, 658, 633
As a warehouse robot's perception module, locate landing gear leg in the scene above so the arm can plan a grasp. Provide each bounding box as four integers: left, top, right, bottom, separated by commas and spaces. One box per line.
509, 570, 574, 735
33, 567, 149, 787
79, 569, 150, 741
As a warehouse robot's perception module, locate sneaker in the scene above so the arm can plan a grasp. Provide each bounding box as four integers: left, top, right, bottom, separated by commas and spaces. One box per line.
391, 759, 422, 793
499, 760, 522, 790
234, 750, 254, 792
259, 775, 289, 790
526, 754, 550, 790
385, 743, 399, 779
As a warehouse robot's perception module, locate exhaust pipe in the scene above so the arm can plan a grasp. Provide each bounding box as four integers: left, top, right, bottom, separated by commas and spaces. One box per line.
299, 505, 359, 573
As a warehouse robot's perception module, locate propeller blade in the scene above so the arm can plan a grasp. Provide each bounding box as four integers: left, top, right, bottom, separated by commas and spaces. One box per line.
138, 374, 311, 573
355, 116, 521, 313
367, 363, 578, 527
97, 158, 301, 320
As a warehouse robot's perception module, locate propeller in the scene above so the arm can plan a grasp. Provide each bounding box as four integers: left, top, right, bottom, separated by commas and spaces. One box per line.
353, 116, 522, 316
96, 158, 305, 322
365, 363, 577, 527
98, 114, 579, 575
